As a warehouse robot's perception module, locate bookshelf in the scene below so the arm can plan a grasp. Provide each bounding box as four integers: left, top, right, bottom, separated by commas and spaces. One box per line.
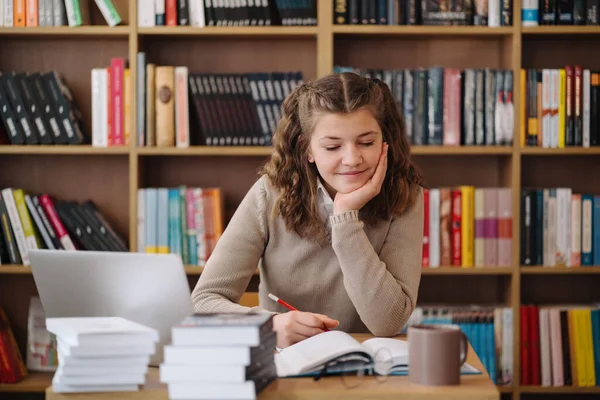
0, 0, 599, 398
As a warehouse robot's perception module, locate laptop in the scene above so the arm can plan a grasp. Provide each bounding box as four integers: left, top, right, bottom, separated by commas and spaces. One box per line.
28, 249, 195, 366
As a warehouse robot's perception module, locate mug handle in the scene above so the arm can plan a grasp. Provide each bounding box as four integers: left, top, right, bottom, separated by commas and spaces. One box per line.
459, 332, 468, 366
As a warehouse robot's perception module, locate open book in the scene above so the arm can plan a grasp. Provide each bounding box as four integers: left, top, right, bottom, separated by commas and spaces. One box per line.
275, 331, 481, 378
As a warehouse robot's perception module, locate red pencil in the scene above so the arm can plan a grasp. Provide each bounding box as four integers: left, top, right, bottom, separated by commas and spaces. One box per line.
268, 293, 330, 332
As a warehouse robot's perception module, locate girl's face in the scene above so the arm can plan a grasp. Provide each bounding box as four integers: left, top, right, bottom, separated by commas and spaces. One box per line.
308, 108, 384, 199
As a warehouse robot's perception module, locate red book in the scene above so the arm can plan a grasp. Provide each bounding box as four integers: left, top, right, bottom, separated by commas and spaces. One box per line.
422, 189, 430, 267
111, 58, 125, 146
40, 194, 76, 251
166, 0, 178, 26
521, 305, 531, 385
451, 189, 462, 266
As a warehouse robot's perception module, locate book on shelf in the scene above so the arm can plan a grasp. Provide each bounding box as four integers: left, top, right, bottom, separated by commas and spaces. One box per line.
399, 305, 514, 385
136, 51, 304, 148
333, 0, 513, 27
91, 57, 131, 147
138, 0, 317, 28
138, 186, 223, 267
0, 305, 28, 383
520, 304, 600, 387
520, 188, 600, 267
0, 188, 128, 266
521, 67, 600, 148
522, 0, 600, 26
0, 0, 122, 28
423, 186, 512, 268
0, 69, 88, 145
335, 66, 514, 147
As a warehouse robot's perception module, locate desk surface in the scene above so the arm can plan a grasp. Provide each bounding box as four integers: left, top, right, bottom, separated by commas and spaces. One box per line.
46, 334, 499, 400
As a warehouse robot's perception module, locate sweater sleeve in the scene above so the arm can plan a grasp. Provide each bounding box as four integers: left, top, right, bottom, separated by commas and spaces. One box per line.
330, 187, 424, 337
190, 177, 272, 315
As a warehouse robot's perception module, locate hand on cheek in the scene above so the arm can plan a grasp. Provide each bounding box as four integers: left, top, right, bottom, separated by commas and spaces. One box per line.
333, 142, 388, 215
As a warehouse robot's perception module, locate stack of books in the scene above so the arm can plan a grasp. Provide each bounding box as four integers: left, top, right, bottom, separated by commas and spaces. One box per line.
160, 313, 278, 400
45, 317, 159, 393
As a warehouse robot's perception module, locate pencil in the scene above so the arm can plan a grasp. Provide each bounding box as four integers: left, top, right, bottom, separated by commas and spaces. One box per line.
267, 293, 330, 332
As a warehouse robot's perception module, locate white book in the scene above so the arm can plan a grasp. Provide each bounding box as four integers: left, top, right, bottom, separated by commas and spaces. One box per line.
168, 381, 255, 400
539, 308, 552, 386
549, 309, 564, 386
137, 188, 146, 253
138, 0, 155, 26
542, 69, 551, 148
53, 0, 65, 26
57, 339, 156, 358
91, 68, 108, 148
1, 188, 29, 266
64, 0, 78, 26
429, 188, 440, 268
0, 0, 3, 27
93, 0, 121, 27
4, 0, 12, 27
59, 353, 150, 367
474, 188, 485, 267
488, 0, 500, 26
555, 188, 571, 266
52, 378, 138, 394
163, 344, 256, 366
583, 69, 590, 147
57, 363, 148, 376
160, 364, 249, 383
45, 0, 54, 26
543, 189, 550, 266
571, 195, 581, 266
38, 0, 46, 25
46, 317, 159, 347
53, 371, 146, 386
175, 66, 190, 148
547, 190, 557, 266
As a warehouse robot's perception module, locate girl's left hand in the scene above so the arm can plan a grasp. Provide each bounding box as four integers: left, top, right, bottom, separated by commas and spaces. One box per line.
333, 142, 388, 215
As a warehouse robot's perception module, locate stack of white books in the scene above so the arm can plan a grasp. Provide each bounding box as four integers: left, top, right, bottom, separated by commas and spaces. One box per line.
160, 313, 278, 400
45, 317, 159, 393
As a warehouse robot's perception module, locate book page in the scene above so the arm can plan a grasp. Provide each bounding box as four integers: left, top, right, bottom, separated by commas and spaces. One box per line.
361, 337, 409, 367
275, 331, 367, 377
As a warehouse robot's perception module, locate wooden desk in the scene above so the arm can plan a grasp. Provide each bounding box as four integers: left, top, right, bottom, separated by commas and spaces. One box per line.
46, 334, 499, 400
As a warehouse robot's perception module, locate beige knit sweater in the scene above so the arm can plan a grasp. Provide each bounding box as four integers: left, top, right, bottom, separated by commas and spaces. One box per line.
191, 175, 424, 336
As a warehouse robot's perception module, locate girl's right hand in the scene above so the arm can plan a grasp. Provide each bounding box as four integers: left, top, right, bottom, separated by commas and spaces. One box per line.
273, 311, 339, 348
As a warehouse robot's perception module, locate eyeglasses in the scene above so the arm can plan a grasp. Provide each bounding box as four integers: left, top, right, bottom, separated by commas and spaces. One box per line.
313, 346, 395, 389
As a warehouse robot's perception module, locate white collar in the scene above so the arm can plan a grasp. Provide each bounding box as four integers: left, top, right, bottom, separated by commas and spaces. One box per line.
316, 178, 334, 223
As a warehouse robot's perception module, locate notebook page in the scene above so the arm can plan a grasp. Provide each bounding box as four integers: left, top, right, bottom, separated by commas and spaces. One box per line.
275, 331, 367, 376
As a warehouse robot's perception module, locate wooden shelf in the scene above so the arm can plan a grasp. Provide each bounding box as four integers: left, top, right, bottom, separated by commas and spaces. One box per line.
520, 147, 600, 155
522, 26, 600, 35
0, 265, 32, 274
0, 26, 131, 37
0, 372, 53, 393
422, 267, 514, 275
519, 385, 600, 393
521, 266, 600, 274
411, 146, 513, 155
0, 145, 130, 155
332, 25, 514, 36
137, 26, 319, 36
136, 146, 273, 156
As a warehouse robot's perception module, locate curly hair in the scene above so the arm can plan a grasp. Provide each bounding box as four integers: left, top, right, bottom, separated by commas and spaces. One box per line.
260, 72, 423, 242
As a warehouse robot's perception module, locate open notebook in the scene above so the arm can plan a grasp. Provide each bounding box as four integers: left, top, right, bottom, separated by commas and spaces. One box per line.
275, 331, 481, 378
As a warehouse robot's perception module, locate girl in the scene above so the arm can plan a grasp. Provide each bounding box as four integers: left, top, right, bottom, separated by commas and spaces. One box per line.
191, 72, 424, 348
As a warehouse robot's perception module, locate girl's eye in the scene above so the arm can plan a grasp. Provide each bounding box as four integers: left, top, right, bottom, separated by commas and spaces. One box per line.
361, 142, 375, 147
325, 146, 340, 151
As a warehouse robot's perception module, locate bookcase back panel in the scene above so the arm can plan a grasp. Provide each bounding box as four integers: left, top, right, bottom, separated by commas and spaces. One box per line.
522, 37, 600, 70
0, 276, 39, 363
521, 275, 600, 305
522, 395, 600, 400
0, 38, 130, 137
417, 275, 511, 306
140, 156, 268, 223
334, 37, 513, 70
412, 155, 512, 189
521, 156, 600, 195
0, 155, 130, 242
83, 0, 130, 25
141, 37, 317, 81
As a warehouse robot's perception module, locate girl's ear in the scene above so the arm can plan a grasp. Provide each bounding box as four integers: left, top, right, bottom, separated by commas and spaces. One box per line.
308, 152, 314, 163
